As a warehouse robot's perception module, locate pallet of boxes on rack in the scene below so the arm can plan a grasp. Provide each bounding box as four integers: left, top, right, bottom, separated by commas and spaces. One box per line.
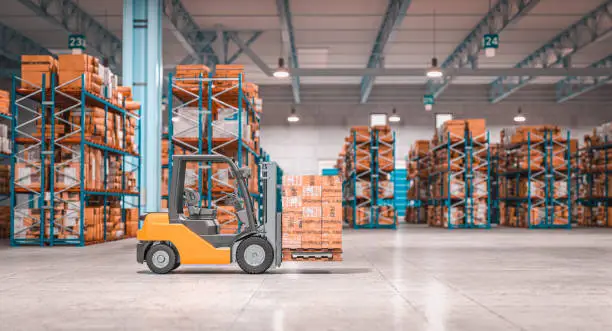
281, 175, 342, 261
489, 143, 501, 225
0, 89, 11, 238
342, 125, 397, 229
405, 140, 430, 224
165, 64, 262, 234
10, 54, 141, 246
576, 122, 612, 227
498, 125, 573, 229
427, 119, 491, 229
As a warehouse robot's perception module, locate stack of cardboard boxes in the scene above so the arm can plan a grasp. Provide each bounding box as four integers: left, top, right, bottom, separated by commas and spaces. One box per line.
0, 90, 8, 115
281, 175, 342, 260
0, 206, 9, 239
58, 54, 102, 95
20, 55, 58, 89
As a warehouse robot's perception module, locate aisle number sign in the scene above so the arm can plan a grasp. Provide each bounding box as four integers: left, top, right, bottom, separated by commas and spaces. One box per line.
423, 94, 434, 106
68, 34, 87, 50
483, 34, 499, 49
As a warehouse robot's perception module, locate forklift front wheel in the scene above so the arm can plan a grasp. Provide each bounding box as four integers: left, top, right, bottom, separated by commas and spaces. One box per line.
236, 236, 274, 274
145, 243, 177, 274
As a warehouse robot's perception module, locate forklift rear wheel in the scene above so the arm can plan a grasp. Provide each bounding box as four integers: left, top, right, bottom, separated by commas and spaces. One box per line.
146, 244, 177, 274
236, 237, 274, 274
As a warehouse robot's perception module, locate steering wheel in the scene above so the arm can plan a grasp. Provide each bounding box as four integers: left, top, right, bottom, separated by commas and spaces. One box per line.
183, 188, 200, 208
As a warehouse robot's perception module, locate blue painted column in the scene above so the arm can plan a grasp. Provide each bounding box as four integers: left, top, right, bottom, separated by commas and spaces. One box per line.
124, 0, 162, 213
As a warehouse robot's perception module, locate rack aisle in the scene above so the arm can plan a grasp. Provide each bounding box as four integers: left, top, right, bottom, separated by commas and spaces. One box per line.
406, 140, 430, 224
427, 121, 491, 229
341, 126, 397, 229
164, 65, 263, 233
498, 126, 572, 229
10, 69, 141, 246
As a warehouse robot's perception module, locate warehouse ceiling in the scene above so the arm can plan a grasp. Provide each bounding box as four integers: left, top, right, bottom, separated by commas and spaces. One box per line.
0, 0, 611, 87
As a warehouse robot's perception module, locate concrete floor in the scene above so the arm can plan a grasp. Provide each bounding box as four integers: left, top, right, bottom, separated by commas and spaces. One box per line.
1, 225, 612, 331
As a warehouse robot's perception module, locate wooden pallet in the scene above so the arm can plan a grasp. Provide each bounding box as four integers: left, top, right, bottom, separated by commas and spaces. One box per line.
281, 248, 342, 262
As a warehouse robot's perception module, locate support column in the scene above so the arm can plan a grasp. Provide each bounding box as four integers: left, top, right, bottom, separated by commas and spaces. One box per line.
124, 0, 162, 213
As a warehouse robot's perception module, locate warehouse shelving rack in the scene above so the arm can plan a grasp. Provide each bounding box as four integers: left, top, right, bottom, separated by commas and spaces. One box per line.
405, 153, 430, 224
344, 128, 397, 229
428, 130, 491, 229
489, 145, 501, 225
166, 73, 261, 232
498, 130, 572, 229
10, 74, 141, 246
0, 111, 10, 205
576, 136, 611, 227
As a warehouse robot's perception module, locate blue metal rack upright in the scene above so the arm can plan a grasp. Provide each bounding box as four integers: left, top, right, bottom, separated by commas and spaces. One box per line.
428, 129, 491, 229
498, 128, 572, 229
344, 127, 397, 229
10, 74, 141, 246
166, 72, 261, 232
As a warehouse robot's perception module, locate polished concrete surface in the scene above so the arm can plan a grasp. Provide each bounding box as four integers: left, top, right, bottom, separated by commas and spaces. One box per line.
1, 225, 612, 331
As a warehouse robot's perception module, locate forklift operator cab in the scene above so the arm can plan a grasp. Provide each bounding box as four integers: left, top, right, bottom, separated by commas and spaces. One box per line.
136, 154, 275, 274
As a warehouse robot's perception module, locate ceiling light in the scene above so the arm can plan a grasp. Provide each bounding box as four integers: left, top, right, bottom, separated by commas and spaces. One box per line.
424, 104, 433, 111
389, 108, 400, 123
426, 57, 443, 78
485, 48, 496, 58
172, 116, 180, 123
513, 107, 526, 123
273, 57, 290, 79
287, 107, 299, 123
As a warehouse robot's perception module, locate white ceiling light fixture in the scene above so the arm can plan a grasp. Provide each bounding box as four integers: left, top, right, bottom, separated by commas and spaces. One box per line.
513, 107, 526, 123
389, 108, 400, 123
287, 107, 300, 123
425, 104, 433, 111
426, 58, 443, 78
274, 57, 290, 79
172, 116, 180, 123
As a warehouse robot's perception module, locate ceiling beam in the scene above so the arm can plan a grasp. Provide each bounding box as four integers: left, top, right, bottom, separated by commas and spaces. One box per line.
16, 0, 122, 72
227, 32, 274, 76
226, 32, 263, 64
489, 1, 612, 103
556, 54, 612, 103
276, 0, 300, 104
162, 0, 218, 64
426, 0, 541, 98
360, 0, 413, 104
290, 67, 612, 76
0, 21, 52, 63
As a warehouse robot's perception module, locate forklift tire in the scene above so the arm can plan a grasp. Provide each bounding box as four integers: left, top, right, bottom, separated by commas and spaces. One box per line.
236, 236, 274, 274
171, 261, 181, 271
145, 243, 177, 274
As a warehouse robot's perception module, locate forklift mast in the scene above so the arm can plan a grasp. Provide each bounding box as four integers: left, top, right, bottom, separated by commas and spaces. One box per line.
261, 162, 283, 268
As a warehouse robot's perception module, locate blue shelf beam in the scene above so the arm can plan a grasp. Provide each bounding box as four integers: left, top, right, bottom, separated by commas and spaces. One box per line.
16, 0, 122, 71
489, 1, 612, 103
426, 0, 541, 98
162, 0, 219, 65
276, 0, 301, 104
360, 0, 413, 104
556, 54, 612, 103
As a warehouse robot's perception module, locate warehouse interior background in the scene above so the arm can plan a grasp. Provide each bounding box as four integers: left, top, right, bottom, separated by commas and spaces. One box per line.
3, 0, 612, 330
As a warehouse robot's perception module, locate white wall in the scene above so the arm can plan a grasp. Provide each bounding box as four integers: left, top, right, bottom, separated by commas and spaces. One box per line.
259, 85, 612, 175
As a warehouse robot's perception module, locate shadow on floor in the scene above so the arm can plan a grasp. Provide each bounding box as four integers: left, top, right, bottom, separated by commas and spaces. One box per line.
137, 267, 372, 275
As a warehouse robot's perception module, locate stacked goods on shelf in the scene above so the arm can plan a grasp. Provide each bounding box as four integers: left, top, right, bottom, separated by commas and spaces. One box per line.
0, 123, 10, 154
0, 90, 8, 115
341, 125, 396, 228
57, 54, 102, 95
577, 122, 612, 227
498, 125, 572, 228
0, 206, 8, 239
281, 175, 342, 261
173, 64, 210, 92
20, 55, 58, 88
405, 140, 430, 224
427, 119, 490, 228
489, 143, 501, 225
